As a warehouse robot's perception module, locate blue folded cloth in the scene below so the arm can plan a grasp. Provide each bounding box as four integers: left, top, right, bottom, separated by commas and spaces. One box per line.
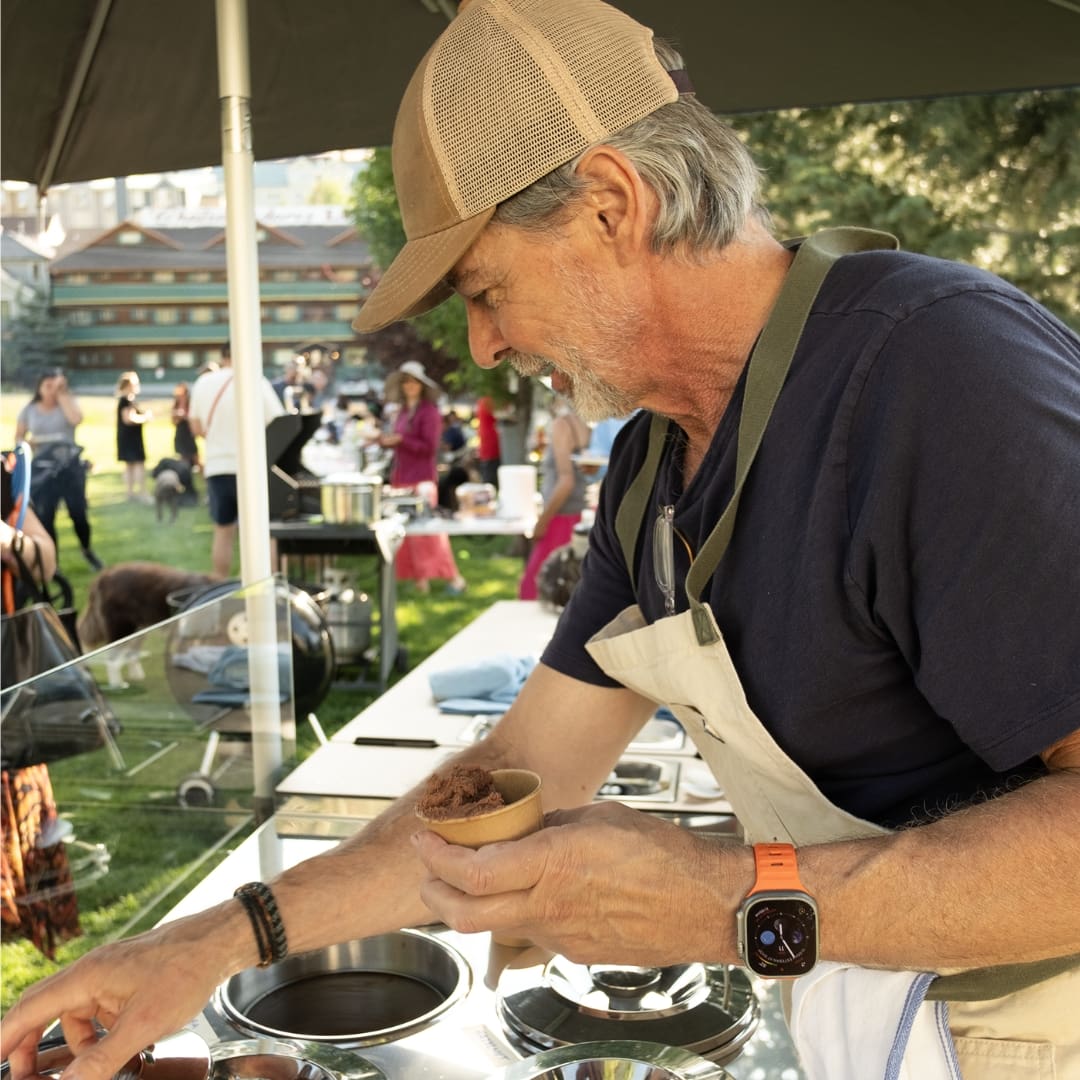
191, 645, 290, 706
429, 653, 537, 713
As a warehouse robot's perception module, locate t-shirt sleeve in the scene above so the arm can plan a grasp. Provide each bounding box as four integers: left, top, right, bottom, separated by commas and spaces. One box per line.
846, 286, 1080, 770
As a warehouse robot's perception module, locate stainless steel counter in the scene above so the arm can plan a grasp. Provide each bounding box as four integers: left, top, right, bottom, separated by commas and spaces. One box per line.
154, 600, 805, 1077
161, 821, 805, 1079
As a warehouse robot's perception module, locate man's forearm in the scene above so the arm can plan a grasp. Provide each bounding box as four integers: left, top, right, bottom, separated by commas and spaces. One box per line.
250, 737, 530, 958
799, 769, 1080, 971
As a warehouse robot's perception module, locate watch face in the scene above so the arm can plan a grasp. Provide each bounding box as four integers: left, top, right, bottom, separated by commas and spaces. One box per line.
743, 895, 818, 977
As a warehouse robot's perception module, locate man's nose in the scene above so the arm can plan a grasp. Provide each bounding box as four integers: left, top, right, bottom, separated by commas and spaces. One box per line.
467, 307, 509, 370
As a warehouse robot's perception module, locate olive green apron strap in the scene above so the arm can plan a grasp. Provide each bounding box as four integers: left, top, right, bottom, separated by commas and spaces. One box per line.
684, 227, 899, 644
614, 411, 671, 590
926, 952, 1080, 1002
612, 228, 898, 616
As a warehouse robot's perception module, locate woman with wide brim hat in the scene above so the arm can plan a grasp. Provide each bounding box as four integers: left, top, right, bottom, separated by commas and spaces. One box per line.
383, 359, 441, 404
376, 362, 467, 595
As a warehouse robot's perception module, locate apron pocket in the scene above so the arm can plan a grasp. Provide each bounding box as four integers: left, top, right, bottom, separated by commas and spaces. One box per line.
953, 1036, 1056, 1080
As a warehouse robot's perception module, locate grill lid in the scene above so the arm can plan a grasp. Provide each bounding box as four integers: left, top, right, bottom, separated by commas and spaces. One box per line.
496, 954, 759, 1063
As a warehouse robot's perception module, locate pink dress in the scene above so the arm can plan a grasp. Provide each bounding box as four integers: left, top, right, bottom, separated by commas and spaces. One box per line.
390, 400, 460, 584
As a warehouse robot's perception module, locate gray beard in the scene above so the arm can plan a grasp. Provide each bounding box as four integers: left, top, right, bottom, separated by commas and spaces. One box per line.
508, 349, 638, 424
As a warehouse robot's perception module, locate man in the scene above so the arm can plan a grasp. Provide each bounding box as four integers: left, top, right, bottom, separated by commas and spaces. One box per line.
4, 1, 1078, 1076
188, 343, 283, 577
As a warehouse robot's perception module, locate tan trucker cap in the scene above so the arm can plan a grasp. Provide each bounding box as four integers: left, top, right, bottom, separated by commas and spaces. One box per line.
353, 0, 680, 333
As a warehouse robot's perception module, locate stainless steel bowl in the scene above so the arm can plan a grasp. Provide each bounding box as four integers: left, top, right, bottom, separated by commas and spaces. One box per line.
487, 1040, 733, 1080
215, 929, 472, 1047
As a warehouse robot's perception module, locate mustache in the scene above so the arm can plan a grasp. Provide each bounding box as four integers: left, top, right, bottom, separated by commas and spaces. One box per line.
507, 352, 556, 379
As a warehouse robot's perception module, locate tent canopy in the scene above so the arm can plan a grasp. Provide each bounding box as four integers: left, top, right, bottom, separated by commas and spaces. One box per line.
3, 0, 1078, 190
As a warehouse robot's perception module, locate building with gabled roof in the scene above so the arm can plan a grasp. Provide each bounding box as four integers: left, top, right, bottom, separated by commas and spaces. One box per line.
48, 209, 374, 383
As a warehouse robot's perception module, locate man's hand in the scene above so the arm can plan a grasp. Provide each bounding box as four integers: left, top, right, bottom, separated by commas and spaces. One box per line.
0, 915, 235, 1080
414, 801, 750, 966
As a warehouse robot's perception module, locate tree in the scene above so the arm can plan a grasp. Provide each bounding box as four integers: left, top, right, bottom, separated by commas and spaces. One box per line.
730, 89, 1080, 330
3, 286, 67, 386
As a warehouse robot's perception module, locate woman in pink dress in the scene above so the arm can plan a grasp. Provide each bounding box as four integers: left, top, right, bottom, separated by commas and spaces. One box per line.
377, 361, 466, 594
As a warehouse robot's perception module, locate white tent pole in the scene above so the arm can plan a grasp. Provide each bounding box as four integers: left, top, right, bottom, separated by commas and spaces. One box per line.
216, 0, 282, 820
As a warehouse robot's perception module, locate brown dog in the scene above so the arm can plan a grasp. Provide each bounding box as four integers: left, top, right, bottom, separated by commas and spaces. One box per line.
78, 562, 221, 652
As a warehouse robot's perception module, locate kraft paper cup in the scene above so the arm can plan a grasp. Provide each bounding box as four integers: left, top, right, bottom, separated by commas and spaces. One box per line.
415, 769, 543, 847
416, 768, 543, 947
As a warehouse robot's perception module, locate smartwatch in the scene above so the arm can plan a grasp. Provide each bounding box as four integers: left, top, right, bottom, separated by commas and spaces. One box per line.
736, 842, 818, 978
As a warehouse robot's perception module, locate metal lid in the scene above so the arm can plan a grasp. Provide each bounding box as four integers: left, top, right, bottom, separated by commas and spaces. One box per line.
496, 956, 758, 1064
208, 1037, 385, 1080
487, 1040, 733, 1080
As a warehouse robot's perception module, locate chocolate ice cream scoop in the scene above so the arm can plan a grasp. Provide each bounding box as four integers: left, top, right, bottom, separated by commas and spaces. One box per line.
414, 766, 543, 848
415, 765, 507, 820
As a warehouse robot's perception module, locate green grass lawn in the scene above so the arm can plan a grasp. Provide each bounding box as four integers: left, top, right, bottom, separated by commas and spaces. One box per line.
1, 388, 524, 1010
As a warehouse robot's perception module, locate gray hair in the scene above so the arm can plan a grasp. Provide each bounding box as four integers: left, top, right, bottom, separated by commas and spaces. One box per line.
493, 40, 767, 257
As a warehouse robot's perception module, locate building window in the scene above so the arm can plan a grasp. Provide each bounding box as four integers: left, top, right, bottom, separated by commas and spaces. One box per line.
274, 305, 299, 322
129, 307, 148, 322
189, 306, 215, 324
152, 271, 175, 283
63, 273, 91, 285
187, 271, 212, 283
171, 351, 196, 368
272, 349, 296, 367
273, 270, 298, 282
117, 229, 143, 245
134, 351, 161, 368
98, 309, 116, 323
153, 307, 180, 324
67, 310, 95, 326
334, 303, 359, 321
335, 268, 360, 282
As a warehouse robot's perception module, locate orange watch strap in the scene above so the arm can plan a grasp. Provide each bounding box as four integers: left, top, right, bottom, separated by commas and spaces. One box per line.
747, 842, 809, 895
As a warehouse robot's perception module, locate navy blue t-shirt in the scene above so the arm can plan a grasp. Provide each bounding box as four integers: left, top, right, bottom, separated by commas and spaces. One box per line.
542, 250, 1080, 828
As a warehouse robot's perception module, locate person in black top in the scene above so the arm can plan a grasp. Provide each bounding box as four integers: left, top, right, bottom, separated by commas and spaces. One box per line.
115, 371, 152, 503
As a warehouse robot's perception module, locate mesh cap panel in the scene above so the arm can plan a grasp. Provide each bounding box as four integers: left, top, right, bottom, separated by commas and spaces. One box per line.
427, 0, 677, 218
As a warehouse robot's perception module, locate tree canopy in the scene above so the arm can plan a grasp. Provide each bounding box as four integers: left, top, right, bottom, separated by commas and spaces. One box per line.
738, 89, 1079, 330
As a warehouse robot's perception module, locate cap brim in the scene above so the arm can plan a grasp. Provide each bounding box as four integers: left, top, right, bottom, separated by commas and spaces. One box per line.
353, 208, 495, 333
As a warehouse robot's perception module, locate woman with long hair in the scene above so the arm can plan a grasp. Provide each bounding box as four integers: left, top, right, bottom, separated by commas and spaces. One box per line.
115, 371, 152, 502
171, 382, 200, 496
13, 370, 101, 570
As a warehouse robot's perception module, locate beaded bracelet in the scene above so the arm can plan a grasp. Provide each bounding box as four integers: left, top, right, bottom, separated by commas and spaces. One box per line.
234, 881, 288, 966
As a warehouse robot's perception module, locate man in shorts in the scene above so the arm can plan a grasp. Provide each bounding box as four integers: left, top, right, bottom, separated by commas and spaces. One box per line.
189, 343, 283, 577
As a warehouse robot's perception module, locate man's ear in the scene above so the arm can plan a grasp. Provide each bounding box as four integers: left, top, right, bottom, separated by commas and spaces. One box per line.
573, 146, 654, 263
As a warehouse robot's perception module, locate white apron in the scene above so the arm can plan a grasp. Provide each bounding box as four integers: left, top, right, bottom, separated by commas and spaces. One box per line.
585, 229, 1079, 1079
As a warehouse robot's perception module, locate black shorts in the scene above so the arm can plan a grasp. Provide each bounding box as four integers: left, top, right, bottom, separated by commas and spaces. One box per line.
206, 474, 238, 526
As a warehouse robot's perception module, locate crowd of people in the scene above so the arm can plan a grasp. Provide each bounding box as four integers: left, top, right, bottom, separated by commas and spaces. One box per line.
6, 346, 606, 601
